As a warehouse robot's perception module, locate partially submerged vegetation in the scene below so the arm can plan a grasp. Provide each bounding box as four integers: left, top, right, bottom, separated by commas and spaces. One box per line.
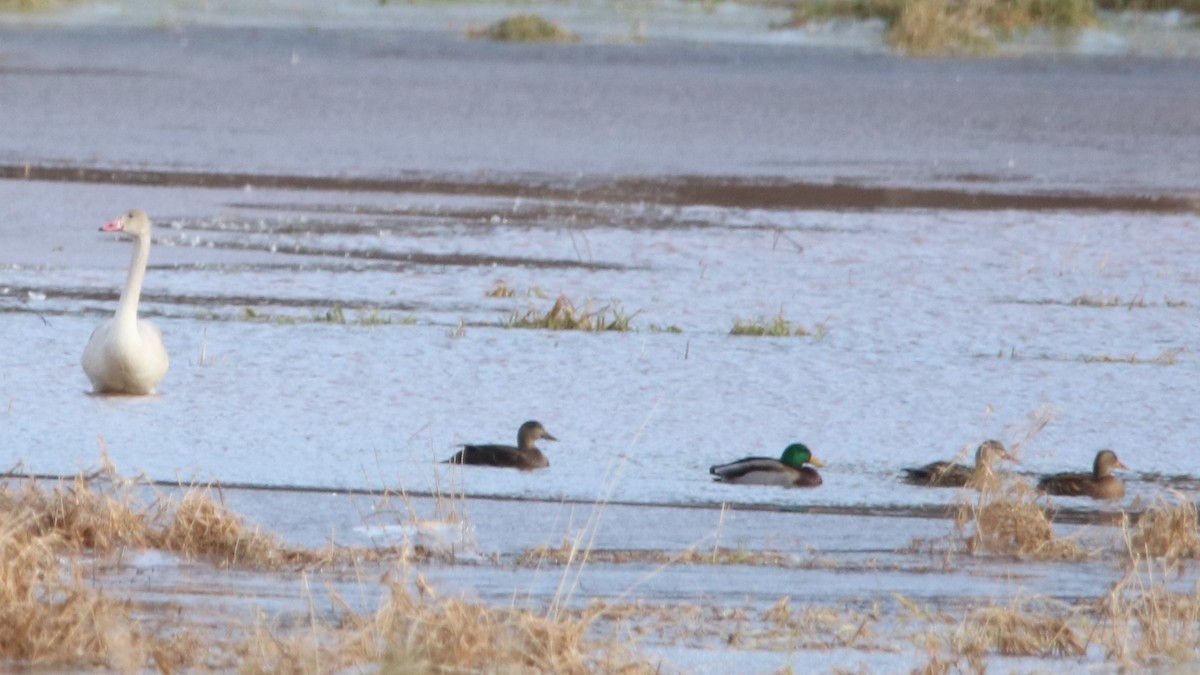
241, 304, 410, 326
505, 293, 638, 332
989, 345, 1189, 365
955, 476, 1089, 560
468, 14, 579, 43
730, 313, 821, 337
0, 0, 73, 11
0, 457, 653, 672
485, 279, 549, 300
518, 543, 801, 568
779, 0, 1172, 55
1128, 496, 1200, 559
4, 448, 1200, 671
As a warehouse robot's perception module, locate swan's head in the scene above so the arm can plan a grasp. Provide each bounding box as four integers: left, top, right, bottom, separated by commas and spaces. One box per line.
100, 209, 152, 238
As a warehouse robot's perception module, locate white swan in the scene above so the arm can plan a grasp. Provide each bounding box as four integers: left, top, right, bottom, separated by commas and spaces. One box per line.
81, 209, 169, 395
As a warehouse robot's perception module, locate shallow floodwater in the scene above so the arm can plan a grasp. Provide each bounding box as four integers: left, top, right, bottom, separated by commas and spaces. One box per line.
2, 15, 1200, 673
2, 179, 1197, 512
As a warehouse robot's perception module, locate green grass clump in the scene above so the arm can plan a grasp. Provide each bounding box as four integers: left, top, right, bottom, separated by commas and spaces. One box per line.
316, 306, 400, 325
505, 294, 637, 332
649, 324, 684, 334
469, 15, 579, 43
241, 305, 397, 326
730, 314, 812, 337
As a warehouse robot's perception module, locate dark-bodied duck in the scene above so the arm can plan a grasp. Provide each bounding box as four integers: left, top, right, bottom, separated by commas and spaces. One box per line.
1037, 449, 1128, 500
902, 440, 1013, 488
710, 443, 825, 488
444, 421, 557, 471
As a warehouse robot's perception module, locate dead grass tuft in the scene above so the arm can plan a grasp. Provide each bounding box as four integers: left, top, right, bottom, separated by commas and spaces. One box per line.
238, 573, 652, 674
888, 0, 993, 55
7, 462, 157, 553
469, 14, 579, 43
786, 0, 1097, 55
955, 601, 1086, 659
0, 507, 175, 671
162, 488, 288, 568
1100, 555, 1200, 666
1128, 496, 1200, 560
2, 456, 423, 574
957, 477, 1086, 560
0, 458, 655, 672
486, 280, 518, 298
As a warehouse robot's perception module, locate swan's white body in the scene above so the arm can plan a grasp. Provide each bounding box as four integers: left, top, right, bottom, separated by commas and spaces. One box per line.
81, 210, 169, 395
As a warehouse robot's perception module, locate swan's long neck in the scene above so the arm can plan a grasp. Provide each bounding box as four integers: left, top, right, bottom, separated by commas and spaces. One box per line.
115, 231, 151, 328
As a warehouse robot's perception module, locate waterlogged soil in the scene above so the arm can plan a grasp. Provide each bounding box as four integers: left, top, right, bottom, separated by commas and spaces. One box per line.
2, 18, 1200, 674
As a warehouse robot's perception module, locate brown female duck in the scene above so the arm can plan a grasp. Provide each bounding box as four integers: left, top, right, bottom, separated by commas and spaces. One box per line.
902, 440, 1013, 488
1037, 449, 1129, 500
444, 421, 558, 471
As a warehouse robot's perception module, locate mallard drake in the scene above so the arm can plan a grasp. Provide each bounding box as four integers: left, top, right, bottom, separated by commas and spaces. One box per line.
1037, 449, 1128, 500
902, 440, 1013, 488
710, 443, 825, 488
443, 420, 557, 471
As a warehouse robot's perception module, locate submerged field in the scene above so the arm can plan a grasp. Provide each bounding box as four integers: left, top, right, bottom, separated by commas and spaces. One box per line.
2, 166, 1198, 671
2, 15, 1200, 674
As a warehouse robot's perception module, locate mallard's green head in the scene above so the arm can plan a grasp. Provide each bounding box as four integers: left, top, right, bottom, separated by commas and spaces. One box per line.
780, 443, 825, 468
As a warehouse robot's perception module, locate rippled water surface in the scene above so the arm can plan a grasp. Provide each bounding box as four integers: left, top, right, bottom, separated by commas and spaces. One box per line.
2, 15, 1200, 672
3, 180, 1197, 512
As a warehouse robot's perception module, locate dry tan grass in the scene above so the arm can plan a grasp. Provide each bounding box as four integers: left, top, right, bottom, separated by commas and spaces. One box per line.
7, 466, 157, 552
237, 573, 654, 674
945, 408, 1088, 561
1099, 555, 1200, 666
960, 487, 1078, 560
792, 0, 1097, 55
162, 488, 289, 569
914, 597, 1087, 672
584, 596, 884, 653
486, 279, 517, 298
0, 508, 187, 672
1128, 496, 1200, 560
468, 14, 579, 43
2, 457, 417, 571
955, 601, 1086, 659
954, 472, 1087, 560
888, 0, 992, 55
0, 459, 655, 672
